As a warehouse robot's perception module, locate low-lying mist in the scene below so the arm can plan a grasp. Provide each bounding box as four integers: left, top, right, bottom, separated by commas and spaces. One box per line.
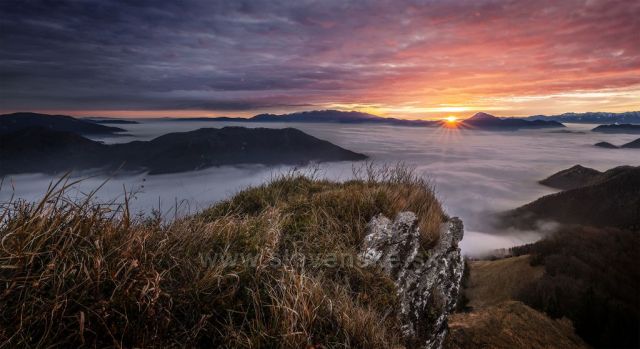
2, 121, 637, 257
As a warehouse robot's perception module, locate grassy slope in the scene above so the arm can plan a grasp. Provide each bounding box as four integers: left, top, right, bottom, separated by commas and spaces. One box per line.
445, 256, 587, 349
446, 301, 587, 349
0, 168, 444, 348
464, 255, 544, 309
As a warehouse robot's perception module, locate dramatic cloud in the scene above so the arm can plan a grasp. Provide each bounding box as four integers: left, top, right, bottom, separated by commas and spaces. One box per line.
1, 0, 639, 117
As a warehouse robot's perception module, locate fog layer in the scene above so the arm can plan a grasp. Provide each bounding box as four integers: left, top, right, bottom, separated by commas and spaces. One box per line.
2, 121, 638, 256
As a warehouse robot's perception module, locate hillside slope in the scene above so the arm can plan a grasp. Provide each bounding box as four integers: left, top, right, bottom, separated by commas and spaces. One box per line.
511, 226, 640, 348
463, 255, 544, 309
622, 137, 640, 148
445, 256, 586, 349
446, 301, 587, 349
538, 165, 603, 190
0, 127, 367, 175
502, 166, 640, 229
0, 171, 455, 348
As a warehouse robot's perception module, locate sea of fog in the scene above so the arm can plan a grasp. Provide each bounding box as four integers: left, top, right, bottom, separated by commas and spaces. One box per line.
2, 120, 638, 256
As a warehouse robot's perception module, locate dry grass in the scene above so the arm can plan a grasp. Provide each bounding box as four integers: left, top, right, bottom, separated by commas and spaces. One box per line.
0, 166, 444, 348
445, 301, 587, 349
464, 255, 544, 309
446, 256, 585, 348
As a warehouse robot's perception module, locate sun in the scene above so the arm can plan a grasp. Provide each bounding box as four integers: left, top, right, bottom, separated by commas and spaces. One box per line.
441, 115, 460, 129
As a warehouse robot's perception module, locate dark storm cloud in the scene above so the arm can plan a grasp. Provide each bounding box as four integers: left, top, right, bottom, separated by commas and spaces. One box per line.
1, 0, 639, 114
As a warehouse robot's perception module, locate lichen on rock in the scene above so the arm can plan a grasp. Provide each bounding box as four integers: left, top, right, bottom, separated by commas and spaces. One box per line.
360, 212, 465, 349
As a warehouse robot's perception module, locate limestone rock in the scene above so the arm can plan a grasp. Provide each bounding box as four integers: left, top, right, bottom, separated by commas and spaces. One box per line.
360, 212, 464, 349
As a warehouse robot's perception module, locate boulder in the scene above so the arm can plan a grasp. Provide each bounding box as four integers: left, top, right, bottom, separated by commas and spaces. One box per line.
360, 212, 465, 349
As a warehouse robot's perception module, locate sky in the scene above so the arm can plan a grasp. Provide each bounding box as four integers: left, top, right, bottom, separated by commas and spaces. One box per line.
1, 0, 639, 119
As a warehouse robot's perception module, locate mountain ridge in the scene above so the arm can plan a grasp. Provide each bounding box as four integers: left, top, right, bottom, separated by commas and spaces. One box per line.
594, 137, 640, 148
0, 112, 125, 135
591, 123, 640, 134
0, 126, 367, 175
458, 112, 564, 130
524, 111, 640, 124
538, 165, 603, 190
501, 165, 640, 230
168, 110, 564, 129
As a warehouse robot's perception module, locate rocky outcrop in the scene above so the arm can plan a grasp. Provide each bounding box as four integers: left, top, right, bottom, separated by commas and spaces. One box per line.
360, 212, 465, 349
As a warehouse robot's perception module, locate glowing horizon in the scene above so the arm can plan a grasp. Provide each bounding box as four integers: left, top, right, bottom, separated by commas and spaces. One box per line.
1, 0, 639, 119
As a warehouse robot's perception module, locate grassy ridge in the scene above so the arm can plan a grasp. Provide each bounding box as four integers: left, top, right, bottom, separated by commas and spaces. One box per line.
0, 167, 444, 348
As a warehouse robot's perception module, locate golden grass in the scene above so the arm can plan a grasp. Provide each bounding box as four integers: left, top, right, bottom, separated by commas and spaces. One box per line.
446, 301, 587, 349
446, 257, 585, 349
0, 166, 444, 348
464, 255, 544, 309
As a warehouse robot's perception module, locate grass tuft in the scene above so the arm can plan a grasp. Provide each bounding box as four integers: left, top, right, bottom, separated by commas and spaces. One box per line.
0, 166, 444, 348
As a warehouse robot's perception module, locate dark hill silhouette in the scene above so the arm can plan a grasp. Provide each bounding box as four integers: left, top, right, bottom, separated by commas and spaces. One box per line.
0, 112, 124, 135
171, 110, 564, 129
197, 110, 438, 126
460, 112, 564, 130
594, 141, 619, 148
0, 127, 107, 175
252, 110, 382, 123
510, 226, 640, 348
593, 138, 640, 149
85, 118, 139, 125
501, 166, 640, 230
0, 127, 367, 176
622, 138, 640, 148
591, 124, 640, 134
538, 165, 603, 190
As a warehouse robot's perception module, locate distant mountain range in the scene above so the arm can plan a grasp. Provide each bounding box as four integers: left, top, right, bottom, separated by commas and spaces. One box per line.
0, 127, 367, 175
523, 111, 640, 124
502, 165, 640, 230
0, 112, 125, 135
2, 110, 570, 130
591, 124, 640, 134
458, 112, 564, 130
85, 118, 140, 125
172, 110, 564, 130
173, 110, 439, 126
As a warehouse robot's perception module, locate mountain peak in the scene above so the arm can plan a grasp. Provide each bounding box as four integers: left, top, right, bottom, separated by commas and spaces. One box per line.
468, 112, 498, 121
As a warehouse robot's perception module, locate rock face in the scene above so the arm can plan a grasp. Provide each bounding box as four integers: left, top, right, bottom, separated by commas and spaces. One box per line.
360, 212, 464, 349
